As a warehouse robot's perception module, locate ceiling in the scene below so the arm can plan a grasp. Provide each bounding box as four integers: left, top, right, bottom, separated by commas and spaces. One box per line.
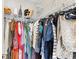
4, 0, 75, 19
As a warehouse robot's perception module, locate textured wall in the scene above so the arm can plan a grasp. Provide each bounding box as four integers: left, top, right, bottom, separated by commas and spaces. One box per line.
4, 0, 75, 19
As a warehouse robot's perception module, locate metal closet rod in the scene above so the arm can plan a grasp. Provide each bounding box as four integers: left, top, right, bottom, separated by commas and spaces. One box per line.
4, 16, 35, 23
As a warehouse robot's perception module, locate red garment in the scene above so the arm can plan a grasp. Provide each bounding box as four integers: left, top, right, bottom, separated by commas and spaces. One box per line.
11, 21, 19, 59
15, 21, 22, 47
15, 22, 24, 59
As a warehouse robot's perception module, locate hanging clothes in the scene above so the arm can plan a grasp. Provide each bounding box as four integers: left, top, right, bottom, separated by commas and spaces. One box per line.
29, 23, 34, 48
21, 23, 25, 59
51, 19, 57, 59
8, 20, 16, 59
32, 20, 42, 59
4, 20, 10, 55
24, 23, 32, 59
15, 21, 22, 47
14, 21, 25, 59
45, 20, 54, 59
19, 22, 24, 59
33, 20, 40, 53
56, 15, 76, 59
11, 31, 18, 59
10, 21, 18, 59
4, 20, 11, 59
41, 18, 54, 59
24, 25, 28, 59
11, 48, 19, 59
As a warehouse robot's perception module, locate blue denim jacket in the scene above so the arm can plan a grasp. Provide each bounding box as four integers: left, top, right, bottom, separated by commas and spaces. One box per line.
41, 20, 54, 59
43, 20, 53, 41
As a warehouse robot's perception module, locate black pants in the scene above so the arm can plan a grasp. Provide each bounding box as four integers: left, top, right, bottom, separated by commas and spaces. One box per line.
73, 52, 76, 59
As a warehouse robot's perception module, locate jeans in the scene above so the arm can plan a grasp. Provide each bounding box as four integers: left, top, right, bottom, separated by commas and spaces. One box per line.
43, 20, 54, 59
44, 40, 54, 59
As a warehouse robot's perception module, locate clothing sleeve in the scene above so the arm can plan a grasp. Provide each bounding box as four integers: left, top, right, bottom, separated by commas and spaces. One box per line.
33, 20, 40, 53
56, 16, 63, 58
45, 20, 54, 41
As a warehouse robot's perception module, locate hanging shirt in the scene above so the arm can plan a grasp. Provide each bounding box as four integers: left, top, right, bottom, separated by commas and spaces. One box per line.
15, 21, 25, 59
4, 20, 11, 54
43, 19, 54, 41
33, 20, 39, 53
21, 23, 25, 59
8, 20, 16, 59
24, 23, 32, 59
61, 16, 76, 51
51, 20, 57, 59
8, 20, 16, 49
56, 15, 76, 59
12, 30, 18, 59
29, 23, 34, 47
21, 23, 24, 45
15, 21, 22, 47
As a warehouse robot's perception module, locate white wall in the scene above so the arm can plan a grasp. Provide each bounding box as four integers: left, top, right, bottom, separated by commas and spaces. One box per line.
4, 0, 75, 19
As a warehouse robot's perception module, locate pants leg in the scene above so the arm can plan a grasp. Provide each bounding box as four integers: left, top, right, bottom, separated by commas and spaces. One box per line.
44, 40, 53, 59
44, 41, 50, 59
49, 41, 53, 59
73, 52, 76, 59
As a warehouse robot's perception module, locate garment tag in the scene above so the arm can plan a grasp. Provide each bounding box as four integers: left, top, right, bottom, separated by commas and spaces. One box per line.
18, 22, 21, 35
19, 49, 22, 59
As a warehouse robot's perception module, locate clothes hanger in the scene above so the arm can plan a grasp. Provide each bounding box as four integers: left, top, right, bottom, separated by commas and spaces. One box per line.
59, 11, 65, 15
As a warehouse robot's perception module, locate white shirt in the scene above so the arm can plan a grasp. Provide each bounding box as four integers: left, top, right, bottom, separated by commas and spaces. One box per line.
56, 15, 76, 59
